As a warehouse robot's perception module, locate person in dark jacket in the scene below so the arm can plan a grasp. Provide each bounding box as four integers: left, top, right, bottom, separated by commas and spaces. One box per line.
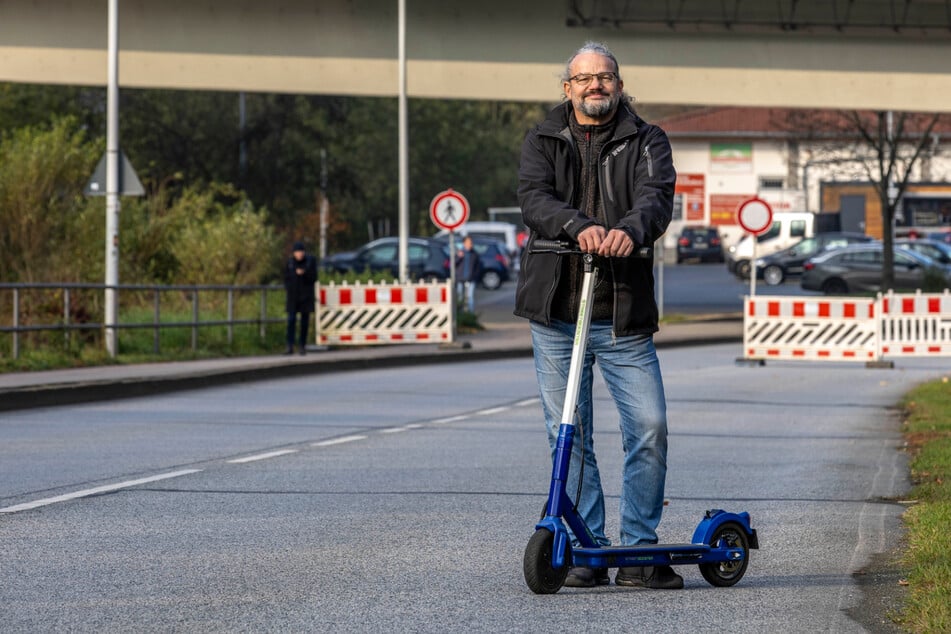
455, 235, 483, 313
516, 41, 679, 590
283, 241, 318, 355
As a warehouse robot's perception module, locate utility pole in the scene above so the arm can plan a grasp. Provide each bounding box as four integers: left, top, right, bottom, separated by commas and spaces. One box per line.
238, 92, 247, 185
320, 148, 329, 259
397, 0, 409, 282
104, 0, 120, 357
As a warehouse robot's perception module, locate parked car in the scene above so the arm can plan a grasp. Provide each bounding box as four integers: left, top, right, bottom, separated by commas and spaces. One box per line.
435, 221, 521, 270
800, 243, 951, 294
754, 232, 874, 286
896, 238, 951, 265
435, 234, 512, 290
675, 226, 723, 263
727, 211, 815, 278
321, 237, 450, 280
925, 230, 951, 244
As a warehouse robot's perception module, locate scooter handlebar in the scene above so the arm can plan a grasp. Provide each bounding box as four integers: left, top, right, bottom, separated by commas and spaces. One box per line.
530, 239, 653, 259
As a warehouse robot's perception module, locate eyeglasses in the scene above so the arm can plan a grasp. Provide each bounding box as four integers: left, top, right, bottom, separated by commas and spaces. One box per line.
567, 72, 618, 86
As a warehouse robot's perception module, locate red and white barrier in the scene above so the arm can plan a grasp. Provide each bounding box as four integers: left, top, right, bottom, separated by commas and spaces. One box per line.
316, 280, 452, 346
744, 296, 878, 361
743, 290, 951, 363
880, 290, 951, 357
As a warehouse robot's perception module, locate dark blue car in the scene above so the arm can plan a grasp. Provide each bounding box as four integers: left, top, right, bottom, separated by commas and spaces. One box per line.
321, 237, 450, 281
435, 235, 512, 290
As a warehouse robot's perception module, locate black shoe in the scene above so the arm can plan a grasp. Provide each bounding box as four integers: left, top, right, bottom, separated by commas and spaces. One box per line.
615, 565, 684, 589
563, 566, 610, 588
298, 347, 306, 356
283, 347, 293, 355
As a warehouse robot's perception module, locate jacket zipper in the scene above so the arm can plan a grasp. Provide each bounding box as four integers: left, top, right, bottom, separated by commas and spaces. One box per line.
541, 123, 644, 336
596, 139, 620, 339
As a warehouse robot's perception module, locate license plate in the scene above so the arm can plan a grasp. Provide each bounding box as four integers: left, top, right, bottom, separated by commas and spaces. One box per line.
694, 241, 708, 248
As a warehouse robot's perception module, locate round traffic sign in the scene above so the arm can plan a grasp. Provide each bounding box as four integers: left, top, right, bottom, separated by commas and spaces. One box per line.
429, 189, 469, 231
736, 198, 774, 235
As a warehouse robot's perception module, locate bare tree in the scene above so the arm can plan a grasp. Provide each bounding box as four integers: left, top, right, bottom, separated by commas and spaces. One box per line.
781, 109, 947, 289
843, 111, 943, 289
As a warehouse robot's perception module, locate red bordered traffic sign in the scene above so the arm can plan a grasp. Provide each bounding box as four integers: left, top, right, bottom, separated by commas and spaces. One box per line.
430, 189, 469, 231
736, 198, 774, 235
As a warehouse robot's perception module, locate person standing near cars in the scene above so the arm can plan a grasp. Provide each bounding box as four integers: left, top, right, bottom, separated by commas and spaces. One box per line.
516, 41, 680, 589
283, 241, 317, 355
455, 235, 483, 313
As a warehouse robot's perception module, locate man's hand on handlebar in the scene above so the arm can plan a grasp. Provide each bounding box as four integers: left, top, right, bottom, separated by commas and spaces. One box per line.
577, 226, 635, 258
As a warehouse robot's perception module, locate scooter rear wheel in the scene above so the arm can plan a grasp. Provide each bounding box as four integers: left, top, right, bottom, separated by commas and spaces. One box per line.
523, 528, 568, 594
699, 521, 750, 587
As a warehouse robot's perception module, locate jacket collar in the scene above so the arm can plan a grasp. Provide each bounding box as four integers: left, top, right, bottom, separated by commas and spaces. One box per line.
539, 100, 641, 141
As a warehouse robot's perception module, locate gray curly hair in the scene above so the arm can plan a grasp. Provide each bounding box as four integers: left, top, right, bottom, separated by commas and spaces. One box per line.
561, 41, 621, 83
560, 41, 634, 108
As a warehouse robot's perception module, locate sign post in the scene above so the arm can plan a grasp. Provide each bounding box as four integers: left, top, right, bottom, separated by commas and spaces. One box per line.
430, 189, 469, 344
736, 197, 774, 297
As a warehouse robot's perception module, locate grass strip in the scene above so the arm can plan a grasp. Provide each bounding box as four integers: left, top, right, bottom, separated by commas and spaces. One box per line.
899, 377, 951, 633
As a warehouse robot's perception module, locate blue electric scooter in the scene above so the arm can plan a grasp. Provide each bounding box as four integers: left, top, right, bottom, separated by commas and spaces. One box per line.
522, 239, 759, 594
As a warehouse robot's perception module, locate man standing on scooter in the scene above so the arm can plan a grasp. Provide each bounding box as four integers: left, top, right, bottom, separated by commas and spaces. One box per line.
516, 41, 680, 589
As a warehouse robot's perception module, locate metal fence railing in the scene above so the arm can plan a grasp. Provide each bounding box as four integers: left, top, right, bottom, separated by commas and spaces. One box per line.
0, 282, 287, 359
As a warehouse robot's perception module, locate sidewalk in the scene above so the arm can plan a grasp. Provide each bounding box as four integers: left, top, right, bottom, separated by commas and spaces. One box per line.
0, 315, 742, 413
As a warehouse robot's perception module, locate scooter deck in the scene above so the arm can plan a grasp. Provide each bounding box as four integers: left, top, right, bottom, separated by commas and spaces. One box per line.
572, 543, 745, 569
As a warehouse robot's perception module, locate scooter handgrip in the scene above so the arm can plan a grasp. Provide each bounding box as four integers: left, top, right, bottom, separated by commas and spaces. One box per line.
530, 239, 571, 252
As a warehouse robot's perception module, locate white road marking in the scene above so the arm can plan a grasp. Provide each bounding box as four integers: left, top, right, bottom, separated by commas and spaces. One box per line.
475, 406, 509, 416
312, 435, 367, 447
0, 469, 203, 514
380, 423, 425, 434
227, 449, 299, 464
432, 415, 467, 424
515, 398, 540, 407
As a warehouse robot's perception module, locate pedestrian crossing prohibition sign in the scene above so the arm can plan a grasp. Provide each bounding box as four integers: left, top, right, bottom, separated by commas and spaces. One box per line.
430, 189, 469, 231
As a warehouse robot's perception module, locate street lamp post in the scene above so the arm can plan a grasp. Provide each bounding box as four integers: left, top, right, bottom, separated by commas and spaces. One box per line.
104, 0, 120, 357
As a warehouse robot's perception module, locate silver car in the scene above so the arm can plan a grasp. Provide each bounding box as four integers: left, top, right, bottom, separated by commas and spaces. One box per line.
800, 243, 951, 294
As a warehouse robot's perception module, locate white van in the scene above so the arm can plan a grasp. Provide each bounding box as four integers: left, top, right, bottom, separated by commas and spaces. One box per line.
436, 220, 521, 268
726, 212, 816, 279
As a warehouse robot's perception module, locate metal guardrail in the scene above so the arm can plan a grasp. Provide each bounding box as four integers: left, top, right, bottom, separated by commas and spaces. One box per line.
0, 282, 287, 359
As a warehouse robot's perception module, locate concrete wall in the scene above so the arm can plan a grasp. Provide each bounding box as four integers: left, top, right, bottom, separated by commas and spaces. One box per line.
2, 0, 951, 111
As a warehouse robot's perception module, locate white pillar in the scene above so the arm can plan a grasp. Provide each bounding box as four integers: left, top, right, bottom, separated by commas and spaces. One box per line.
104, 0, 120, 357
397, 0, 409, 282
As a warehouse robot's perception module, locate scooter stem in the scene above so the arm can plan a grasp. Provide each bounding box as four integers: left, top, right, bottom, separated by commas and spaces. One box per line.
560, 254, 597, 428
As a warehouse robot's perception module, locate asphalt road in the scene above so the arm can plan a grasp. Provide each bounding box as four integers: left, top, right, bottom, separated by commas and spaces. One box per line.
2, 343, 946, 632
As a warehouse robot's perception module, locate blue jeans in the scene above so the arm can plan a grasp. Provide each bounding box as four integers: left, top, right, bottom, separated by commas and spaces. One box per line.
530, 319, 668, 547
456, 281, 476, 313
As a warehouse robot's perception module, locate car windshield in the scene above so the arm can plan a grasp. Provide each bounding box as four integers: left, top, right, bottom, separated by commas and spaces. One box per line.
366, 245, 397, 263
897, 248, 937, 267
793, 237, 818, 254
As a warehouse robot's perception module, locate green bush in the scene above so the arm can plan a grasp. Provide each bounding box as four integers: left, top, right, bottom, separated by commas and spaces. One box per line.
922, 266, 949, 293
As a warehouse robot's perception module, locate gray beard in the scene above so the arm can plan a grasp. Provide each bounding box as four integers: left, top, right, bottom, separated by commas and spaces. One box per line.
577, 94, 618, 118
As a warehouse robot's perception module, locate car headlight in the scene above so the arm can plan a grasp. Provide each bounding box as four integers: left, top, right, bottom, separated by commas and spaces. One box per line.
754, 258, 766, 267
728, 245, 736, 254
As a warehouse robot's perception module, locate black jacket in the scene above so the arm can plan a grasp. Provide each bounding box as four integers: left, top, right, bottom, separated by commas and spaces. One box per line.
455, 247, 483, 283
515, 102, 676, 336
284, 254, 318, 312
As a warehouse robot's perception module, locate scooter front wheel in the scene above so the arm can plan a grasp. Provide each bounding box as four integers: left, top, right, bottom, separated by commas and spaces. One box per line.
699, 521, 750, 587
523, 528, 568, 594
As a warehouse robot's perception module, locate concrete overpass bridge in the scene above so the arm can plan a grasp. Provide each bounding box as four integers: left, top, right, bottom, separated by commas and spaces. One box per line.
2, 0, 951, 112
